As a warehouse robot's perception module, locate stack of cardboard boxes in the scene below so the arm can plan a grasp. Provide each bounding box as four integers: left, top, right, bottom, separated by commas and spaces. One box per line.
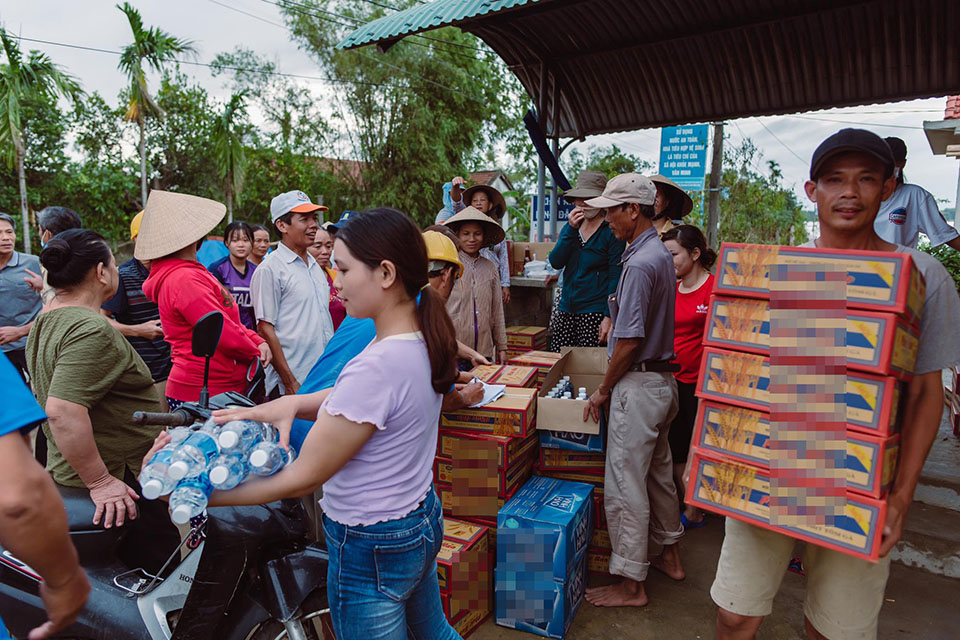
436, 518, 494, 636
505, 326, 549, 359
687, 243, 924, 561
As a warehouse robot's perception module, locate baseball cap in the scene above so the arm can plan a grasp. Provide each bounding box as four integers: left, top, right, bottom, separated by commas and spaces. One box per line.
269, 190, 328, 223
585, 173, 656, 209
423, 230, 463, 279
130, 210, 144, 241
326, 210, 360, 232
884, 136, 907, 164
809, 129, 895, 180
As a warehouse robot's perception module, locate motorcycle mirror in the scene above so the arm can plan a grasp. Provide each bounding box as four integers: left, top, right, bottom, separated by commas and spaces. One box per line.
193, 311, 224, 410
192, 311, 224, 358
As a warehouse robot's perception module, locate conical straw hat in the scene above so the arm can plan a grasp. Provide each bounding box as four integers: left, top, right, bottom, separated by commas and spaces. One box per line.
135, 190, 226, 261
443, 206, 505, 247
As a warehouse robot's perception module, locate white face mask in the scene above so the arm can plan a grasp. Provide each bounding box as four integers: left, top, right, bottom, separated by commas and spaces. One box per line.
582, 207, 602, 220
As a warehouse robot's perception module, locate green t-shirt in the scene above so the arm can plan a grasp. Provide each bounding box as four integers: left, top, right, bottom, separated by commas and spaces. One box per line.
26, 306, 162, 487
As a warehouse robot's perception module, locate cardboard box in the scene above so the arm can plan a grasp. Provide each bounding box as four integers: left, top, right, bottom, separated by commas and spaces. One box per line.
696, 348, 902, 436
539, 422, 606, 453
449, 608, 491, 639
506, 326, 549, 350
538, 468, 605, 492
441, 387, 538, 437
511, 242, 556, 277
508, 350, 564, 386
538, 448, 606, 472
685, 450, 886, 561
437, 518, 492, 623
496, 476, 593, 639
587, 547, 611, 575
438, 430, 539, 468
692, 400, 900, 497
438, 481, 513, 516
590, 526, 610, 551
435, 454, 536, 499
713, 243, 925, 325
469, 364, 539, 388
704, 296, 919, 380
538, 348, 608, 435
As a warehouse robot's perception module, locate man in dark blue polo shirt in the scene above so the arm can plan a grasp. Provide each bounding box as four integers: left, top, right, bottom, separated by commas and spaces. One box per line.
101, 211, 171, 409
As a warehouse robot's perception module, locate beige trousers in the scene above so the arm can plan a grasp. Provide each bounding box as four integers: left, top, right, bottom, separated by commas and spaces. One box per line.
604, 370, 683, 582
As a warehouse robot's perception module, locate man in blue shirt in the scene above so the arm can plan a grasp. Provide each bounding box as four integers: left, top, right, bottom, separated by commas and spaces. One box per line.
0, 353, 90, 638
0, 213, 43, 384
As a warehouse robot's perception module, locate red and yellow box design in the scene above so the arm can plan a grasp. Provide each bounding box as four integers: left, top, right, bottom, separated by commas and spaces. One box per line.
704, 296, 919, 380
506, 325, 548, 350
685, 450, 886, 561
692, 400, 899, 498
713, 243, 925, 325
441, 387, 538, 437
538, 448, 606, 472
437, 430, 538, 468
436, 518, 492, 634
469, 364, 539, 389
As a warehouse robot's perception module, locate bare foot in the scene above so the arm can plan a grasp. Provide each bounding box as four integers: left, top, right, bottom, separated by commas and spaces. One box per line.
585, 579, 648, 607
650, 544, 685, 580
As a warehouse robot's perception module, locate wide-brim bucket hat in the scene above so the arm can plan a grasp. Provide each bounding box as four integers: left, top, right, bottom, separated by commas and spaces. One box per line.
443, 206, 505, 247
563, 170, 608, 203
134, 190, 226, 261
461, 184, 507, 219
649, 174, 694, 217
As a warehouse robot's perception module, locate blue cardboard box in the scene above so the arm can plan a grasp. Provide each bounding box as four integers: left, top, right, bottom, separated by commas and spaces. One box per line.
539, 411, 607, 453
496, 476, 593, 638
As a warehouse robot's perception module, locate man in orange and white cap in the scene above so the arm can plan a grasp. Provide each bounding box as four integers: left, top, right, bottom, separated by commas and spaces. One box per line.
101, 210, 171, 410
251, 190, 335, 397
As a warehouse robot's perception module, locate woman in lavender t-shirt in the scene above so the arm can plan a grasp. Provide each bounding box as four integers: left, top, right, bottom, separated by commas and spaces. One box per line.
178, 209, 461, 639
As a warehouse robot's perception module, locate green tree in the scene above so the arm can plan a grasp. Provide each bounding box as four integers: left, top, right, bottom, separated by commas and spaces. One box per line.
563, 144, 654, 180
277, 0, 525, 225
117, 1, 196, 206
212, 92, 250, 222
0, 29, 82, 253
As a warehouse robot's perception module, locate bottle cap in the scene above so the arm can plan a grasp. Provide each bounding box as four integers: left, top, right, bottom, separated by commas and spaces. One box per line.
168, 460, 189, 481
578, 387, 587, 394
209, 466, 229, 485
563, 392, 572, 399
141, 479, 164, 500
218, 431, 239, 450
171, 504, 193, 525
249, 449, 268, 468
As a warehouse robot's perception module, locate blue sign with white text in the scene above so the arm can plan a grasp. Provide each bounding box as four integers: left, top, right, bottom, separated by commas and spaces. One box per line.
659, 124, 709, 189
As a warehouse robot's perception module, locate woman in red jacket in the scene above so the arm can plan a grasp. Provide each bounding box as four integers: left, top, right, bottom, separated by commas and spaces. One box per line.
662, 225, 715, 528
135, 191, 270, 408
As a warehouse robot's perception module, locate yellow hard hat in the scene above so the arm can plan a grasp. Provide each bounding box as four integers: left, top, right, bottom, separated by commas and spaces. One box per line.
130, 210, 145, 241
422, 230, 463, 279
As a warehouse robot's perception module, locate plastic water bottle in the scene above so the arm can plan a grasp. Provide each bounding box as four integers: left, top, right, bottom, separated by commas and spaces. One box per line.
168, 431, 219, 480
217, 420, 265, 453
169, 475, 213, 525
563, 391, 573, 399
208, 453, 249, 490
249, 442, 296, 477
168, 426, 192, 444
139, 448, 177, 500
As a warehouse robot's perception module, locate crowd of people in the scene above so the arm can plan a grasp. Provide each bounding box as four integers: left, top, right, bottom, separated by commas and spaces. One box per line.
1, 128, 959, 640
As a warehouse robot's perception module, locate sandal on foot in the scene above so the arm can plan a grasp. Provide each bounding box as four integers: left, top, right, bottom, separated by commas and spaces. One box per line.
681, 513, 707, 529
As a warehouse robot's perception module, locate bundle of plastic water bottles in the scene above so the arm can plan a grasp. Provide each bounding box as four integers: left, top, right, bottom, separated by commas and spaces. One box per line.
138, 418, 296, 525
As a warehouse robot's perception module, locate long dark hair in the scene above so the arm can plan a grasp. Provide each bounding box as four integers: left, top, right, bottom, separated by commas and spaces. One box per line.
40, 228, 113, 288
661, 224, 717, 270
335, 208, 458, 394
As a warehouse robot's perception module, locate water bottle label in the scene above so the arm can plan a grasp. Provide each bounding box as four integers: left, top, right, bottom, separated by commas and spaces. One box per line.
184, 432, 219, 461
177, 474, 213, 494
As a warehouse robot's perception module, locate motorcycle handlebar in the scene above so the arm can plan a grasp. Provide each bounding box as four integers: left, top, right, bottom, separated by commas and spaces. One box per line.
131, 409, 192, 426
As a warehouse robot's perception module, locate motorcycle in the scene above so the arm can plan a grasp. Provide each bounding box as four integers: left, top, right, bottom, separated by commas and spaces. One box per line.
0, 311, 334, 639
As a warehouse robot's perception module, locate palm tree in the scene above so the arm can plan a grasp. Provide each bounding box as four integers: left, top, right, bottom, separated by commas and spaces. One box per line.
212, 92, 249, 222
0, 30, 82, 254
117, 2, 195, 206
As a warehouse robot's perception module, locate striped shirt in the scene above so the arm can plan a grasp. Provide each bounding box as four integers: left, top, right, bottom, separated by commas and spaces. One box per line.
101, 258, 172, 382
445, 251, 507, 360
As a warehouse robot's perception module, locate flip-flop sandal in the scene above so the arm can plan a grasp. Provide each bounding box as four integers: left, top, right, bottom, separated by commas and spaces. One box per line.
681, 513, 707, 529
788, 556, 805, 576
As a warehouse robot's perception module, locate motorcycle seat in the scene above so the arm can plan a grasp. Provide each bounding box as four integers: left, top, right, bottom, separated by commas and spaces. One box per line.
57, 484, 107, 532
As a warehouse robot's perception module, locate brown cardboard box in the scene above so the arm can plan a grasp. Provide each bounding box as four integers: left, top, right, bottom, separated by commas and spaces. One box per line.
507, 350, 563, 386
437, 430, 539, 468
511, 241, 556, 276
537, 348, 608, 435
440, 387, 538, 437
538, 448, 606, 471
587, 547, 611, 574
506, 325, 548, 350
436, 518, 492, 626
437, 481, 512, 516
468, 364, 539, 389
435, 453, 535, 499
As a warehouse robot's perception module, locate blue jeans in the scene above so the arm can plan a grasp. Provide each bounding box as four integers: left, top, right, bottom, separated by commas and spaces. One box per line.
322, 488, 461, 640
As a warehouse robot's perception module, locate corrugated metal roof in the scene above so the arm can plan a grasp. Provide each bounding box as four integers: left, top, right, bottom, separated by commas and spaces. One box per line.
339, 0, 960, 138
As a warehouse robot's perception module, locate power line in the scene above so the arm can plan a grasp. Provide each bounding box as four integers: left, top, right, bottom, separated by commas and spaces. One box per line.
206, 0, 287, 29
753, 117, 807, 165
785, 115, 924, 130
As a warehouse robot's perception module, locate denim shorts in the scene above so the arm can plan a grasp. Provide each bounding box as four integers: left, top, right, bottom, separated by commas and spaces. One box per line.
322, 488, 461, 639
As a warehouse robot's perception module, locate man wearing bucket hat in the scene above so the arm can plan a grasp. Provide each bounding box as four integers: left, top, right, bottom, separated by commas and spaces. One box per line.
581, 173, 685, 609
443, 206, 508, 364
101, 211, 170, 410
649, 175, 694, 238
138, 191, 270, 408
549, 170, 626, 348
250, 190, 334, 397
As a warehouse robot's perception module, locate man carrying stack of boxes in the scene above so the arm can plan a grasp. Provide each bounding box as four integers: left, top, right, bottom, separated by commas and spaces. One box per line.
688, 129, 960, 640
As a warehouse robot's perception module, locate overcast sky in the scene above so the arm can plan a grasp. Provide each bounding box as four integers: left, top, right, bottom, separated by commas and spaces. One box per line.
2, 0, 958, 215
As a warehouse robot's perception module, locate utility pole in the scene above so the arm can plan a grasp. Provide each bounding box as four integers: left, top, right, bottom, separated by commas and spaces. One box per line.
706, 122, 725, 250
